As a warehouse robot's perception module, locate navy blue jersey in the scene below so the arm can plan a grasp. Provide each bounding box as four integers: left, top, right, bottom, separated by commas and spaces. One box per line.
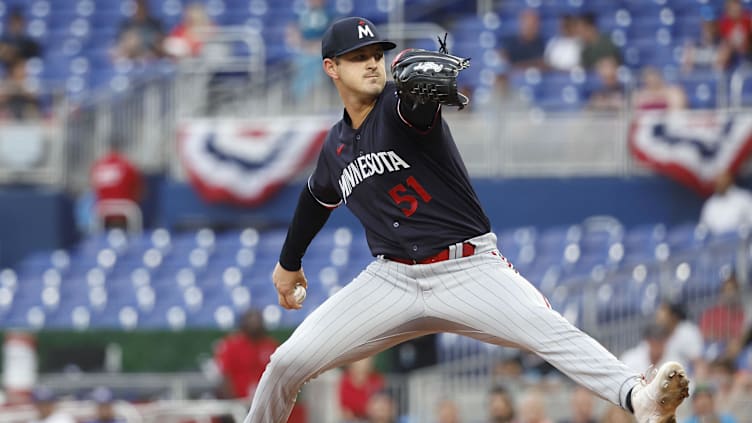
308, 82, 490, 260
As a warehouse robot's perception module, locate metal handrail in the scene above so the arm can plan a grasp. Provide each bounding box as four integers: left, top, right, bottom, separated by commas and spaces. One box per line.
180, 26, 266, 82
730, 65, 752, 108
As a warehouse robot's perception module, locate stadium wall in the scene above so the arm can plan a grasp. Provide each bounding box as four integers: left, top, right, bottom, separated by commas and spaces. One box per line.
159, 176, 707, 231
0, 187, 77, 268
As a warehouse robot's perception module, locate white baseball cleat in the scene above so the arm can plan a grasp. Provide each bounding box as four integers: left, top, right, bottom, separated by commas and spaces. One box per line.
631, 361, 690, 423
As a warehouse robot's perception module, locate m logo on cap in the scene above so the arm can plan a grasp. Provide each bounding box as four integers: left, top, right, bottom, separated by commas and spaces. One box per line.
357, 21, 374, 39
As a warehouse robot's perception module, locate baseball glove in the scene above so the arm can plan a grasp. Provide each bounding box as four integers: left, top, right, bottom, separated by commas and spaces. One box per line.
391, 34, 470, 109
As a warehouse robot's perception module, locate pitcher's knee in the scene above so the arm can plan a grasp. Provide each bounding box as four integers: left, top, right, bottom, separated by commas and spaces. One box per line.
265, 347, 314, 386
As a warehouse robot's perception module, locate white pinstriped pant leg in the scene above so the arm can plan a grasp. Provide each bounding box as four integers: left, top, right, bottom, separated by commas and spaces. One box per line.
417, 233, 641, 409
243, 260, 429, 423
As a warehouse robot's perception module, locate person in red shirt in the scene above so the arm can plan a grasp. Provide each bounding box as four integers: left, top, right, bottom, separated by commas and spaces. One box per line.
338, 356, 385, 421
214, 309, 279, 400
699, 273, 746, 343
163, 2, 214, 58
717, 0, 751, 64
90, 144, 144, 230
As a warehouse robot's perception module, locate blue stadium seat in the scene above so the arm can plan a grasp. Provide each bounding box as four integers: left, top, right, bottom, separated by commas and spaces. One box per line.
496, 0, 532, 21
625, 36, 676, 68
216, 8, 253, 26
579, 228, 618, 258
626, 3, 673, 19
583, 0, 626, 15
351, 0, 390, 24
622, 224, 670, 265
666, 222, 707, 253
596, 274, 653, 324
674, 15, 703, 40
2, 304, 40, 329
679, 71, 719, 109
537, 224, 581, 257
560, 253, 607, 279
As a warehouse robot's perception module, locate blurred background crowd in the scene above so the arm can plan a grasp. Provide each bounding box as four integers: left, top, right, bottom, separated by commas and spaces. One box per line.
0, 0, 752, 422
5, 0, 752, 117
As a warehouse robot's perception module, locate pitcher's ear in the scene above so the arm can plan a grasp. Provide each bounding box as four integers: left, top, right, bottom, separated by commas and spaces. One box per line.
323, 58, 339, 79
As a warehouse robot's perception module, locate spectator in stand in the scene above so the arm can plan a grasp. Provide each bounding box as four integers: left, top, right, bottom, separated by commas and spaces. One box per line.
576, 12, 621, 70
699, 170, 752, 236
339, 356, 385, 421
487, 385, 516, 423
285, 0, 333, 100
82, 387, 125, 423
517, 388, 552, 423
683, 384, 737, 423
492, 353, 525, 387
113, 0, 164, 61
722, 320, 752, 367
717, 0, 751, 69
544, 15, 582, 71
435, 398, 461, 423
213, 309, 279, 400
0, 59, 41, 120
704, 358, 739, 414
90, 140, 144, 231
163, 2, 215, 59
112, 28, 151, 61
558, 386, 597, 423
727, 367, 752, 418
620, 323, 670, 373
365, 391, 397, 423
655, 301, 705, 373
0, 8, 41, 71
29, 387, 75, 423
681, 17, 728, 73
499, 9, 546, 70
587, 56, 626, 112
631, 66, 687, 111
699, 273, 745, 343
599, 405, 632, 423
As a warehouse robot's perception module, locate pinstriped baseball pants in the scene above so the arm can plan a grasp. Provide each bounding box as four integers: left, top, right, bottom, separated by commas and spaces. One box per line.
243, 232, 641, 423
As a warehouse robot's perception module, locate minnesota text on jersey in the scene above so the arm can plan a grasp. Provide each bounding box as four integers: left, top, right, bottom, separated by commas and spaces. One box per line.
337, 150, 411, 202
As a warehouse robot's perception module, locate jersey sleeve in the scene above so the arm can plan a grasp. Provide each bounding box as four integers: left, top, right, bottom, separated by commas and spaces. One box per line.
308, 147, 342, 208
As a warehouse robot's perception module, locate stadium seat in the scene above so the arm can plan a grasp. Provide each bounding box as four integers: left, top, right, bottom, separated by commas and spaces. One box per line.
680, 72, 720, 109
666, 222, 708, 253
537, 224, 582, 257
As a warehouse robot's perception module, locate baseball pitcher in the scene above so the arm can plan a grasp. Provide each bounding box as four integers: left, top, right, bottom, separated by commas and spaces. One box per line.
242, 17, 689, 423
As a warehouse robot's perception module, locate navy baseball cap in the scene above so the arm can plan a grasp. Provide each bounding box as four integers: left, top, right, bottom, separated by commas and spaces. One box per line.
321, 17, 396, 59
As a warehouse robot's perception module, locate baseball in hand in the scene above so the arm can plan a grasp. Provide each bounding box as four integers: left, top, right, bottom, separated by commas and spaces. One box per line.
293, 284, 307, 304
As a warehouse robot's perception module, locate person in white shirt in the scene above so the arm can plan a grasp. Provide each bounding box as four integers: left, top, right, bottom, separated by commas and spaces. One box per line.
655, 302, 705, 374
28, 387, 76, 423
543, 14, 582, 71
700, 170, 752, 235
621, 323, 670, 373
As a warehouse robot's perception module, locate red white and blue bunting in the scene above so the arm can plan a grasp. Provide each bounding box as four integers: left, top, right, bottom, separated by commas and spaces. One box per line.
630, 110, 752, 195
179, 117, 332, 205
